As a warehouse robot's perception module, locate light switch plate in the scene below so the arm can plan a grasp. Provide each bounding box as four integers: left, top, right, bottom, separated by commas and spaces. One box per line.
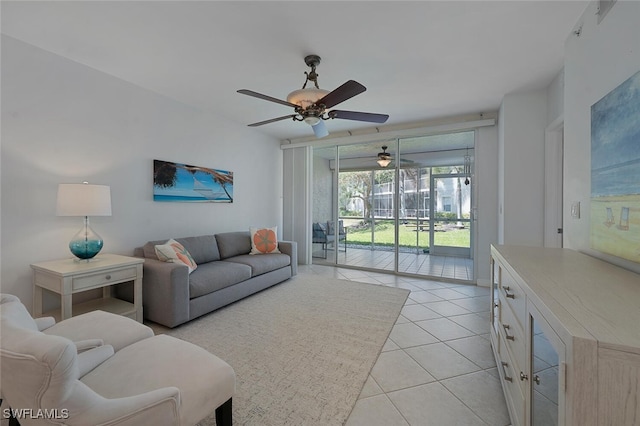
571, 202, 580, 218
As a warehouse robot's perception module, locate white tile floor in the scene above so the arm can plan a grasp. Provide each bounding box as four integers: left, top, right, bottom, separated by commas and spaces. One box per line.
299, 263, 511, 426
313, 246, 474, 282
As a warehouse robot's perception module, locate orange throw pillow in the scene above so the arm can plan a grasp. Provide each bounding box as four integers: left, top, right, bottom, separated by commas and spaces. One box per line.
250, 226, 281, 255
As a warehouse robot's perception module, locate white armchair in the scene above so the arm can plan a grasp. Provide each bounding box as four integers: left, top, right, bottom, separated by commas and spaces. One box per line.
0, 294, 235, 426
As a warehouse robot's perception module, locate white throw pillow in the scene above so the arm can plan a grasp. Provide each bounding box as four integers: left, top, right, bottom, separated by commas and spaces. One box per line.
155, 239, 198, 273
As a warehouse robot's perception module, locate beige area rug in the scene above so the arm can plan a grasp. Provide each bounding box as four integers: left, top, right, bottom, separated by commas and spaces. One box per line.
150, 275, 409, 426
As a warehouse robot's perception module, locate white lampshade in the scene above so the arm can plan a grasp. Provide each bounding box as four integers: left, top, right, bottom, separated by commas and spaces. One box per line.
57, 183, 112, 217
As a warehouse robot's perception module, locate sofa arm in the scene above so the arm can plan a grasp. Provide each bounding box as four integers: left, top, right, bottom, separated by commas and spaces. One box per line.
77, 344, 114, 377
278, 240, 298, 276
141, 258, 190, 328
35, 316, 56, 331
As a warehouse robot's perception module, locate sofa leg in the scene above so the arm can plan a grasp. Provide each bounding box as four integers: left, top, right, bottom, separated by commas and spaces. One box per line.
215, 398, 232, 426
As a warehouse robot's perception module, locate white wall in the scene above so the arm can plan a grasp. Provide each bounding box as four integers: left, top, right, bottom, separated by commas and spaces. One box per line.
563, 0, 640, 273
475, 125, 498, 286
546, 70, 565, 125
1, 36, 283, 310
498, 89, 547, 246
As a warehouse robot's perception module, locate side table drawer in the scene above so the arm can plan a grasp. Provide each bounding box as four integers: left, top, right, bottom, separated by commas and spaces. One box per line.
73, 266, 138, 291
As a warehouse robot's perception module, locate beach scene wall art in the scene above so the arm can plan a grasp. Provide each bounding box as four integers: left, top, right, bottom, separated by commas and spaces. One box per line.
590, 70, 640, 263
153, 159, 233, 203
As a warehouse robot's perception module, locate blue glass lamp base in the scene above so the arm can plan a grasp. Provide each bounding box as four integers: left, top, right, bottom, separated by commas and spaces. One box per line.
69, 239, 104, 260
69, 219, 104, 260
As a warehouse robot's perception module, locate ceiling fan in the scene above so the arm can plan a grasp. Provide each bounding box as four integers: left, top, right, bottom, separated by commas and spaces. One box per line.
237, 55, 389, 138
377, 146, 393, 167
375, 145, 419, 168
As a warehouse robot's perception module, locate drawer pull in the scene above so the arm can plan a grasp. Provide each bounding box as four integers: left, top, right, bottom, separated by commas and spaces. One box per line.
520, 372, 528, 381
503, 324, 515, 341
534, 374, 541, 385
105, 275, 112, 280
501, 361, 513, 382
503, 286, 515, 299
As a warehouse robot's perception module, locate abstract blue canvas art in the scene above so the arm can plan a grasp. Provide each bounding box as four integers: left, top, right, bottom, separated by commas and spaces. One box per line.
153, 159, 233, 203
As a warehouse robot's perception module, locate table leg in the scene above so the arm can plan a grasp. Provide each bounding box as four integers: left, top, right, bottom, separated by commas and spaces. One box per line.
61, 294, 72, 320
33, 286, 43, 317
133, 265, 143, 323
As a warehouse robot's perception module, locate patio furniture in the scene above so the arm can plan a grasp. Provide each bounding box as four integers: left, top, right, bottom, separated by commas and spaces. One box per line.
312, 221, 347, 258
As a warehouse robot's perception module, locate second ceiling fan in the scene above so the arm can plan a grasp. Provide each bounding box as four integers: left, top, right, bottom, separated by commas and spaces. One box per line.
237, 54, 389, 138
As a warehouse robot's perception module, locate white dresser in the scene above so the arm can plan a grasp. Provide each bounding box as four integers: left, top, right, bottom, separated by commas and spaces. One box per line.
490, 245, 640, 426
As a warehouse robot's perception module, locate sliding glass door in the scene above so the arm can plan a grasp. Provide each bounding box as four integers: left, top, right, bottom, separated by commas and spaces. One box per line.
430, 173, 471, 257
311, 131, 474, 281
335, 142, 397, 272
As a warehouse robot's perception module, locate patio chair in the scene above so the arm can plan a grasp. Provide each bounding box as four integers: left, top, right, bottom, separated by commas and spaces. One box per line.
312, 221, 347, 258
326, 220, 347, 253
312, 222, 329, 258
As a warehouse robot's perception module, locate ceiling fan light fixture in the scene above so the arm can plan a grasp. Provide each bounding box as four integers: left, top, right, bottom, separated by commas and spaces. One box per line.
377, 158, 392, 168
286, 88, 329, 109
304, 115, 321, 126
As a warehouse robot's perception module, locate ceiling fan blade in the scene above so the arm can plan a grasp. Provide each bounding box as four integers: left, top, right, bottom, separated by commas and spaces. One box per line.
247, 114, 297, 127
330, 110, 389, 123
316, 80, 366, 109
238, 89, 299, 109
312, 120, 329, 138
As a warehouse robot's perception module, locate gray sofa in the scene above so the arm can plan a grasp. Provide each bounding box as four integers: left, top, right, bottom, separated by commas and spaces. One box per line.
133, 231, 297, 328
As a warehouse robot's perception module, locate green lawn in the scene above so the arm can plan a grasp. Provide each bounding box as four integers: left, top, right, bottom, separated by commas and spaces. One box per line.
345, 219, 470, 249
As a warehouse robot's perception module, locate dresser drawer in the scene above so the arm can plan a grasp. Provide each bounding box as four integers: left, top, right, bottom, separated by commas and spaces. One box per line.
499, 267, 526, 330
72, 267, 138, 291
498, 334, 525, 426
500, 354, 526, 426
500, 305, 527, 386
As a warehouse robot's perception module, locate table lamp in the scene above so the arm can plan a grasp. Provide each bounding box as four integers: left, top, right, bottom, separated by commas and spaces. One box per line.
56, 182, 112, 260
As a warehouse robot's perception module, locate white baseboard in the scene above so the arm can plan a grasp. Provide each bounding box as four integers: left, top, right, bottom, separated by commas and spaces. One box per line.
476, 278, 491, 288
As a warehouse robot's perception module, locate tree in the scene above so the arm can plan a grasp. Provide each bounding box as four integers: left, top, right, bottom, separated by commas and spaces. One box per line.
338, 171, 372, 219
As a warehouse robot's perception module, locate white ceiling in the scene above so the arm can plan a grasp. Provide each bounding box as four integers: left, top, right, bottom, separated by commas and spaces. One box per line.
1, 1, 587, 141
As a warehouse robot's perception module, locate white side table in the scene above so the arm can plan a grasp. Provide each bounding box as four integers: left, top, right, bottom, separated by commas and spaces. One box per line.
31, 254, 144, 323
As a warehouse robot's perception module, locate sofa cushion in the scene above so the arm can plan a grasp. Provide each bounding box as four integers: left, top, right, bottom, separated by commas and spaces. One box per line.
216, 231, 252, 259
175, 235, 220, 264
143, 239, 165, 260
188, 261, 252, 299
142, 235, 220, 264
81, 334, 235, 426
223, 253, 291, 277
